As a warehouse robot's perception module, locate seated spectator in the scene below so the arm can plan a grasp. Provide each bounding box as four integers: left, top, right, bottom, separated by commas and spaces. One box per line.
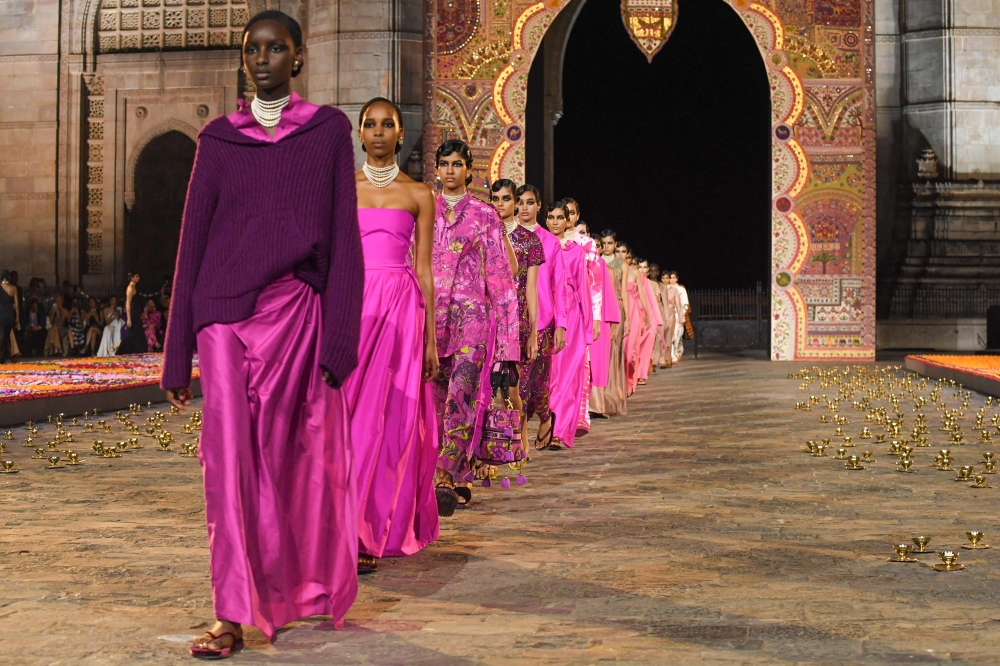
23, 299, 48, 356
141, 298, 163, 351
97, 297, 123, 357
84, 297, 104, 355
44, 295, 70, 356
67, 297, 87, 355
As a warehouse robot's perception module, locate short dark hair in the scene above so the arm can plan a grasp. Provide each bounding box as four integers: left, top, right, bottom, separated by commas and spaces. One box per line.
0, 270, 8, 282
563, 197, 580, 214
490, 179, 517, 195
600, 229, 616, 240
243, 11, 304, 76
435, 140, 474, 186
358, 97, 405, 154
547, 199, 569, 216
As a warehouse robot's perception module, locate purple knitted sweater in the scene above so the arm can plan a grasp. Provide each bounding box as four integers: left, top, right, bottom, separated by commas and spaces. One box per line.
161, 105, 363, 390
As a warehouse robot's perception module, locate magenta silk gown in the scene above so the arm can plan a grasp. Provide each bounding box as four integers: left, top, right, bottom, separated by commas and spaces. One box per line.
637, 276, 663, 383
549, 240, 593, 447
590, 258, 619, 388
343, 209, 439, 558
192, 98, 358, 640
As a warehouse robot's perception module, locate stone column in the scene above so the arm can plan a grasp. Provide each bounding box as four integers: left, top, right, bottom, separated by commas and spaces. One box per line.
307, 0, 424, 169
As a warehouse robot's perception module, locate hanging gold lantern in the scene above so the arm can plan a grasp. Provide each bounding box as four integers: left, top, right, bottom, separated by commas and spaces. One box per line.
621, 0, 677, 63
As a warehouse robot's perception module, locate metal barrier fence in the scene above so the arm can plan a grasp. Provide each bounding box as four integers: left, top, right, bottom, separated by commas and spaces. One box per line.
689, 283, 770, 320
880, 286, 1000, 319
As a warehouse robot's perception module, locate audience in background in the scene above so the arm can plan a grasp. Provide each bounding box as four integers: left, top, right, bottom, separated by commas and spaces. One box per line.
0, 270, 172, 359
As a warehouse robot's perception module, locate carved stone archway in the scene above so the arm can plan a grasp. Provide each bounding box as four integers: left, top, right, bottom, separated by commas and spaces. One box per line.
425, 0, 876, 361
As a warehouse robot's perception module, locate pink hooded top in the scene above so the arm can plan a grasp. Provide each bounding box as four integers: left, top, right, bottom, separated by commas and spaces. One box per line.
431, 193, 518, 361
526, 223, 568, 332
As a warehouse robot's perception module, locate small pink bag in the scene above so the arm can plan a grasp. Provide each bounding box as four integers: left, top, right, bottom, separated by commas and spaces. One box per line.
471, 363, 526, 487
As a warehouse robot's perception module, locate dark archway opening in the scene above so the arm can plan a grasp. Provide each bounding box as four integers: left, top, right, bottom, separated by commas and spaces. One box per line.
527, 0, 771, 289
126, 130, 196, 289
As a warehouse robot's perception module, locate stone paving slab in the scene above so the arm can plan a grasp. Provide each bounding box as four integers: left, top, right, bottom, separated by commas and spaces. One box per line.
3, 354, 1000, 664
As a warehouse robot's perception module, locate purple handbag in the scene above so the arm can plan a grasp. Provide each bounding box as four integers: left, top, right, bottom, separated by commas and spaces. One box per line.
471, 362, 527, 488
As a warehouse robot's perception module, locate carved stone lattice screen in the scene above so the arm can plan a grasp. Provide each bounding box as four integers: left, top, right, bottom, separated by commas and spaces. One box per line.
97, 0, 250, 52
424, 0, 876, 361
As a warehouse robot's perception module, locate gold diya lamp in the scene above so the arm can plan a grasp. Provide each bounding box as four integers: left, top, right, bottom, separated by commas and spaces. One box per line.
956, 466, 974, 482
843, 436, 854, 447
862, 450, 875, 462
889, 543, 918, 562
66, 451, 82, 465
836, 447, 848, 460
46, 455, 61, 469
92, 441, 104, 455
973, 474, 990, 488
129, 437, 142, 449
983, 452, 995, 464
934, 550, 964, 571
963, 531, 989, 549
102, 446, 119, 458
875, 434, 886, 443
911, 536, 933, 553
23, 435, 33, 448
819, 414, 829, 423
897, 457, 914, 473
888, 441, 902, 455
180, 442, 198, 458
812, 444, 828, 457
845, 455, 864, 470
157, 437, 171, 451
3, 431, 12, 441
859, 427, 872, 439
1, 460, 18, 474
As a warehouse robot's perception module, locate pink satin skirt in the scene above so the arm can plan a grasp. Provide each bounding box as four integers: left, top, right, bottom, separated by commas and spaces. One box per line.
196, 275, 358, 640
343, 266, 439, 558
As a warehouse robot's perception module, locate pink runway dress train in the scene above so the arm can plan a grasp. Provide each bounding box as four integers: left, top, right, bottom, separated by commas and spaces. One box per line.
344, 209, 439, 558
624, 281, 645, 396
637, 276, 662, 384
549, 239, 593, 447
197, 275, 358, 639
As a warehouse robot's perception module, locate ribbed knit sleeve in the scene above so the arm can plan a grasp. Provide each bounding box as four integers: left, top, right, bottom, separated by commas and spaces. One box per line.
318, 114, 363, 386
161, 136, 220, 390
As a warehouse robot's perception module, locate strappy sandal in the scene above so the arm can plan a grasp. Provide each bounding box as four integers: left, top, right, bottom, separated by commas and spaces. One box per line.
454, 486, 472, 506
544, 438, 564, 451
533, 416, 555, 451
190, 630, 244, 660
358, 553, 377, 574
435, 484, 459, 517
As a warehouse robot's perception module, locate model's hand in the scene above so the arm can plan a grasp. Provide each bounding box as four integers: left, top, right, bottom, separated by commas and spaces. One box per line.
592, 321, 601, 341
553, 326, 567, 353
126, 317, 132, 329
166, 388, 193, 409
322, 370, 339, 387
526, 330, 538, 363
422, 339, 440, 382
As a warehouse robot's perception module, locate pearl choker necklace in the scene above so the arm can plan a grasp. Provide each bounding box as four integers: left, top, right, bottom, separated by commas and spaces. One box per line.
504, 219, 518, 235
443, 193, 465, 210
251, 94, 290, 129
521, 221, 538, 232
362, 162, 399, 188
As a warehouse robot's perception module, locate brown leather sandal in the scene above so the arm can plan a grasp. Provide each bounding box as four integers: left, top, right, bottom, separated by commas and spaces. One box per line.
190, 629, 243, 660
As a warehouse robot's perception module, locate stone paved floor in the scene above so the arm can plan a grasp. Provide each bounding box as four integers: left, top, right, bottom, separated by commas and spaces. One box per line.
3, 353, 1000, 664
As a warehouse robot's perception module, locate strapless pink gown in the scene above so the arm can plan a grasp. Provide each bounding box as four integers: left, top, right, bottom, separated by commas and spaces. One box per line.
343, 209, 439, 558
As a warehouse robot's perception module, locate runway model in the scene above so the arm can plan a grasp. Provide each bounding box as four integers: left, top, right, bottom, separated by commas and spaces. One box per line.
490, 179, 544, 456
515, 184, 567, 450
162, 11, 364, 658
430, 139, 518, 515
622, 248, 651, 395
545, 201, 592, 448
599, 232, 628, 415
344, 97, 439, 574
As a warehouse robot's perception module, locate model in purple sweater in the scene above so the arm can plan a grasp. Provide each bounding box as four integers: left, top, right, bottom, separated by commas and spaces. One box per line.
162, 11, 363, 660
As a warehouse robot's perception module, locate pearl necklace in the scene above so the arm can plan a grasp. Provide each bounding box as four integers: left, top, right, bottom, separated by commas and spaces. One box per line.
504, 219, 518, 235
443, 193, 466, 210
250, 94, 290, 128
362, 162, 399, 188
521, 221, 538, 232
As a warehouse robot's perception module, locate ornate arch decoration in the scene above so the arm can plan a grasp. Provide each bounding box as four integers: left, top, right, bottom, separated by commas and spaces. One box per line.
427, 0, 875, 361
124, 119, 199, 207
